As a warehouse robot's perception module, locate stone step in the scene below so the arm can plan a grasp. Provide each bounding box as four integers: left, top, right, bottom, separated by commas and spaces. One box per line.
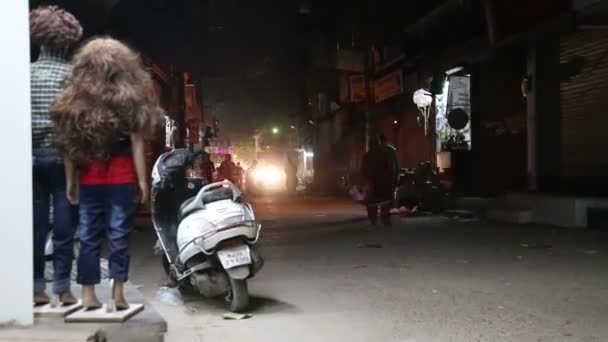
2, 281, 167, 342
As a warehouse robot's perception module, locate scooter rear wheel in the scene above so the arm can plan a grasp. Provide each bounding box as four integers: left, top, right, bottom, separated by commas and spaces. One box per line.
226, 277, 249, 313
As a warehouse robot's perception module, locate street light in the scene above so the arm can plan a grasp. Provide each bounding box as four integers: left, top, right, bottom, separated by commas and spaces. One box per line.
272, 127, 279, 135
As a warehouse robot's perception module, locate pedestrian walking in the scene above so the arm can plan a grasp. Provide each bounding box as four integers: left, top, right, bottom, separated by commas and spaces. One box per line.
361, 135, 399, 226
218, 154, 237, 184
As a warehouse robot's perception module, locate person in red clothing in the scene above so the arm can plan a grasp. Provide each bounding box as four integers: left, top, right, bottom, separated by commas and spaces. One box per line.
51, 37, 162, 310
218, 154, 237, 183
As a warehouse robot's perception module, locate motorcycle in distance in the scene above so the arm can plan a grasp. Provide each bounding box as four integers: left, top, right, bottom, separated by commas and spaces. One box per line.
151, 149, 264, 313
394, 161, 446, 213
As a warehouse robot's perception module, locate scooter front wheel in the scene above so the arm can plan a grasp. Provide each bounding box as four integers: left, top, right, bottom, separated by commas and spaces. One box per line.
226, 277, 249, 313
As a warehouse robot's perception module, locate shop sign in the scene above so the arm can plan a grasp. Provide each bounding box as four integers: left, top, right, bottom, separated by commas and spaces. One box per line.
184, 84, 201, 122
349, 75, 366, 102
337, 49, 365, 72
205, 146, 232, 155
447, 76, 471, 115
483, 116, 525, 136
373, 70, 403, 103
339, 74, 349, 103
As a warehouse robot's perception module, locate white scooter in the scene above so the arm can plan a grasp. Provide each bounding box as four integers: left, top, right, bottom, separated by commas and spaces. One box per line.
151, 149, 263, 312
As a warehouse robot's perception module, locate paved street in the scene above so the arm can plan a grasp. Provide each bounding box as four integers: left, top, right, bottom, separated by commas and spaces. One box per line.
126, 197, 608, 342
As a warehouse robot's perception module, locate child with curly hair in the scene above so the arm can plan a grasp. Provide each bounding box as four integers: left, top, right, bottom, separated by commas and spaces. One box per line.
30, 5, 82, 306
52, 37, 162, 309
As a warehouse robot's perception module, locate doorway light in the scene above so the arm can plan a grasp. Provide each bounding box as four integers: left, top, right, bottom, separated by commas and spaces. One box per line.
446, 66, 464, 76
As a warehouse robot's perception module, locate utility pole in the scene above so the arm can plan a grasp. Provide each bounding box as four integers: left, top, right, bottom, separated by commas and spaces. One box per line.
364, 45, 373, 152
430, 96, 438, 169
253, 133, 261, 161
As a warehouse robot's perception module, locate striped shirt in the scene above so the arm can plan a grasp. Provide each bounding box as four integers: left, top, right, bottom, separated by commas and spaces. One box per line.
31, 49, 70, 149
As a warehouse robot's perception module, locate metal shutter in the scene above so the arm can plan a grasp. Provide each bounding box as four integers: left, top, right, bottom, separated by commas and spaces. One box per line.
560, 30, 608, 178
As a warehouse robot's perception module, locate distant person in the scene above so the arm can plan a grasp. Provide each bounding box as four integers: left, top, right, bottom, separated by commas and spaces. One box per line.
246, 160, 259, 195
200, 152, 215, 184
379, 134, 399, 179
361, 135, 399, 226
285, 157, 297, 195
218, 154, 237, 183
235, 162, 244, 188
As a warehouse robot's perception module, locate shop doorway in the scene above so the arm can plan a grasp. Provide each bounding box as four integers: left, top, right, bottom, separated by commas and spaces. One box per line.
434, 70, 474, 195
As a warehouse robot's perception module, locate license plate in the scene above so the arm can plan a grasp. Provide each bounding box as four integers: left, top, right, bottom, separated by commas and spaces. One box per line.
217, 245, 252, 269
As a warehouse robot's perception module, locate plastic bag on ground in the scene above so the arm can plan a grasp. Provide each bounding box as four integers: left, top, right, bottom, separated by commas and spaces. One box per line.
155, 286, 184, 306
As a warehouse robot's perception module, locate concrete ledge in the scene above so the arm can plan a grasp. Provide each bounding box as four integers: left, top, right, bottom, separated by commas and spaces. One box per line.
506, 193, 608, 228
487, 208, 533, 224
0, 281, 167, 342
449, 194, 608, 228
446, 197, 499, 211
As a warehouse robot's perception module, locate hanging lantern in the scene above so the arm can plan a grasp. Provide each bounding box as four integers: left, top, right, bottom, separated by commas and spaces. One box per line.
413, 89, 433, 136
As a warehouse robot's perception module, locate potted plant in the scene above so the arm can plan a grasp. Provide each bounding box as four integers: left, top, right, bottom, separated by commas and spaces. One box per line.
441, 131, 468, 151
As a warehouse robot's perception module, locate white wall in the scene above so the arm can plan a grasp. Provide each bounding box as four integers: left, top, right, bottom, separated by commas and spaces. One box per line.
0, 0, 33, 326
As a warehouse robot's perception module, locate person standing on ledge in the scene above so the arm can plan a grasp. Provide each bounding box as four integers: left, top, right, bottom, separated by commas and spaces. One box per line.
30, 5, 82, 306
52, 38, 162, 310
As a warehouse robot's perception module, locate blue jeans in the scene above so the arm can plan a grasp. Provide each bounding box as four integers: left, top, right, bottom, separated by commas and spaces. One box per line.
33, 148, 78, 293
77, 184, 136, 285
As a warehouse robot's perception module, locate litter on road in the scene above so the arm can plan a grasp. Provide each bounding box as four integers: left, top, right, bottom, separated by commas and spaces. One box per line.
357, 243, 383, 249
520, 243, 553, 249
223, 313, 252, 320
155, 286, 184, 306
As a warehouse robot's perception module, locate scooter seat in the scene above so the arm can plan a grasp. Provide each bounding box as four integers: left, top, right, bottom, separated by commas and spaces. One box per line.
178, 188, 234, 220
178, 197, 197, 220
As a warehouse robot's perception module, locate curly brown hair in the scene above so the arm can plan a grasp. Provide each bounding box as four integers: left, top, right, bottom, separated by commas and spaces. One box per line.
30, 5, 82, 50
51, 37, 163, 163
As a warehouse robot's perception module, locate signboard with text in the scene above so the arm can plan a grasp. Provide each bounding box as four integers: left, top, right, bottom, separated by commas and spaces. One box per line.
337, 49, 365, 73
349, 75, 366, 103
373, 70, 403, 103
447, 76, 471, 114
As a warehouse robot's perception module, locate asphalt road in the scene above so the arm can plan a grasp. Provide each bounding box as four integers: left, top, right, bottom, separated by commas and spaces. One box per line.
129, 196, 608, 342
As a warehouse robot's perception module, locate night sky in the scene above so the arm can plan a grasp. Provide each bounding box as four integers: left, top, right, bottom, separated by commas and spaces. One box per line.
30, 0, 318, 141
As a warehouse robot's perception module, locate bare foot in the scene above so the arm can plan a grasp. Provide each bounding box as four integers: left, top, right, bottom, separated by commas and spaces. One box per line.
82, 285, 102, 310
112, 281, 129, 311
34, 291, 51, 306
59, 290, 78, 306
